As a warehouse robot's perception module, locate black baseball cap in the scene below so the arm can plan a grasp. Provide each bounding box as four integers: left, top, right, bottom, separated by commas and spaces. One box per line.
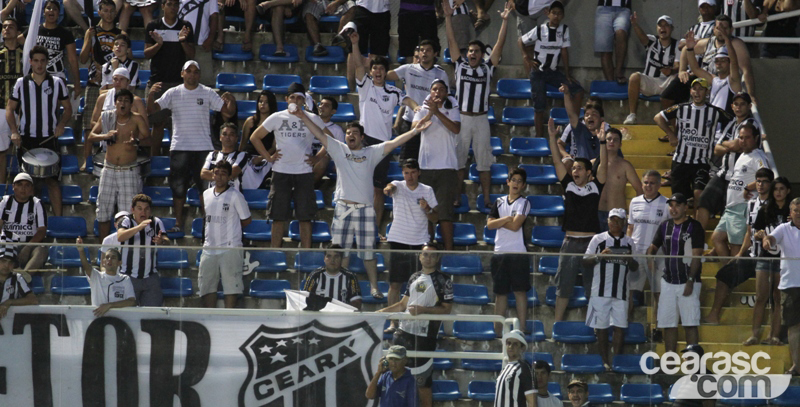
732, 92, 752, 104
287, 82, 307, 96
549, 1, 565, 11
667, 193, 688, 204
681, 344, 705, 357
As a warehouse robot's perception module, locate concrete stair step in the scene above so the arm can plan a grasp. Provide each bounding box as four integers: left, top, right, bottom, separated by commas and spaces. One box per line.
620, 140, 675, 155
700, 292, 757, 308
627, 155, 673, 170
675, 325, 777, 344
619, 125, 667, 141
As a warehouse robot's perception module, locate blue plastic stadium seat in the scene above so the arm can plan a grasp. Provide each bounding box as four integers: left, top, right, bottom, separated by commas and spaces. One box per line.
40, 185, 82, 205
50, 275, 91, 296
469, 137, 503, 156
527, 195, 565, 217
546, 84, 563, 99
476, 194, 504, 214
244, 219, 272, 241
502, 107, 535, 126
619, 322, 647, 344
191, 218, 204, 239
612, 354, 653, 374
187, 188, 201, 207
142, 186, 173, 207
48, 246, 88, 268
552, 321, 597, 344
237, 100, 257, 120
331, 102, 357, 122
137, 70, 150, 90
545, 285, 587, 308
47, 216, 87, 238
436, 223, 477, 246
30, 275, 44, 295
496, 79, 531, 100
61, 154, 79, 175
441, 254, 483, 275
523, 320, 547, 342
434, 350, 454, 371
561, 354, 605, 374
620, 383, 665, 405
79, 68, 88, 88
348, 252, 386, 274
640, 93, 660, 102
289, 220, 331, 243
319, 15, 341, 24
453, 194, 470, 214
157, 248, 189, 270
87, 185, 98, 204
305, 46, 346, 65
483, 226, 496, 245
75, 38, 83, 54
461, 355, 502, 372
590, 80, 628, 100
719, 391, 765, 406
161, 277, 194, 298
469, 163, 508, 185
524, 352, 554, 370
247, 250, 287, 273
518, 164, 558, 185
262, 74, 302, 94
242, 188, 269, 210
588, 383, 615, 404
314, 189, 325, 209
432, 380, 461, 402
131, 40, 145, 59
453, 321, 496, 341
531, 226, 565, 248
212, 43, 254, 61
249, 279, 291, 299
453, 284, 490, 305
149, 156, 170, 177
259, 44, 300, 64
93, 219, 117, 236
216, 73, 256, 93
467, 381, 495, 401
507, 287, 541, 308
58, 127, 75, 145
387, 161, 403, 182
442, 48, 453, 64
549, 107, 584, 126
359, 280, 389, 304
294, 251, 324, 272
549, 383, 563, 400
771, 386, 800, 406
509, 137, 550, 157
309, 75, 350, 96
159, 218, 185, 239
538, 256, 558, 275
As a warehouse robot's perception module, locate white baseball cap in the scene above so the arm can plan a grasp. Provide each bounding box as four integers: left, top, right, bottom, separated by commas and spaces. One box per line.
114, 211, 130, 220
13, 173, 33, 184
502, 329, 528, 350
699, 0, 716, 7
608, 208, 627, 220
657, 15, 673, 26
112, 67, 130, 80
182, 60, 200, 71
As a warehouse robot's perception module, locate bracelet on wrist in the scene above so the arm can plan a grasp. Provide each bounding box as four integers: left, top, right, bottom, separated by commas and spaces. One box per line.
599, 141, 607, 144
687, 47, 694, 51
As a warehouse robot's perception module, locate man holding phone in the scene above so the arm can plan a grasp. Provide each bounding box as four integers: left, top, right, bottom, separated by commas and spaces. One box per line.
365, 345, 417, 406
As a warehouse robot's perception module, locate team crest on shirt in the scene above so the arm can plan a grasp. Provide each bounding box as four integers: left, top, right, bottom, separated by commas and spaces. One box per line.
27, 212, 35, 222
197, 98, 204, 105
382, 95, 390, 102
415, 281, 427, 293
43, 85, 53, 95
223, 203, 230, 212
681, 232, 691, 241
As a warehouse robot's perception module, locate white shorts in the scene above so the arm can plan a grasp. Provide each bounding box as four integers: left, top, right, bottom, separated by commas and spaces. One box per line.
198, 250, 244, 296
639, 74, 675, 96
586, 296, 629, 329
455, 114, 494, 171
657, 281, 702, 328
628, 255, 664, 293
0, 109, 13, 151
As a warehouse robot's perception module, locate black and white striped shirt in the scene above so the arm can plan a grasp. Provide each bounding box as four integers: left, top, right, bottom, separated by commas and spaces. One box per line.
643, 35, 678, 78
454, 56, 494, 114
520, 23, 570, 72
0, 195, 47, 258
699, 36, 723, 75
0, 272, 32, 302
691, 20, 716, 40
118, 215, 165, 279
747, 196, 768, 257
304, 267, 362, 304
586, 232, 635, 300
716, 116, 761, 180
9, 73, 69, 138
450, 0, 468, 15
660, 102, 731, 165
494, 360, 535, 407
597, 0, 631, 7
203, 150, 249, 189
710, 77, 736, 116
725, 0, 764, 37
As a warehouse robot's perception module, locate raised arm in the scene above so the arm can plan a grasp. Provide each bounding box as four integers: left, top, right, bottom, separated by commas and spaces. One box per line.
146, 82, 163, 115
348, 31, 366, 80
489, 3, 512, 66
289, 108, 329, 149
596, 128, 608, 185
559, 83, 579, 128
684, 32, 713, 83
80, 28, 94, 65
442, 0, 461, 62
547, 118, 568, 180
721, 32, 742, 92
66, 43, 82, 97
77, 237, 93, 278
382, 120, 432, 155
630, 12, 649, 46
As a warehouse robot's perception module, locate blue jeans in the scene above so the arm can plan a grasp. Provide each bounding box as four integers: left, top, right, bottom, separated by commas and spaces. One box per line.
529, 69, 584, 112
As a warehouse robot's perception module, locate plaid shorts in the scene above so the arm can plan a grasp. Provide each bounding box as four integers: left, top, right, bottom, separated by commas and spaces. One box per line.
82, 85, 101, 130
304, 0, 354, 20
96, 165, 143, 222
332, 201, 376, 260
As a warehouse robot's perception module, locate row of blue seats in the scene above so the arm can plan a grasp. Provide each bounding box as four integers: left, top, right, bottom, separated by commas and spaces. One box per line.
496, 78, 661, 103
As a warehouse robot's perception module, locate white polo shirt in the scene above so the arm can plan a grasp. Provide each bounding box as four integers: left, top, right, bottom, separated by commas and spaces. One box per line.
769, 222, 800, 289
414, 97, 461, 170
89, 269, 135, 306
726, 148, 769, 208
202, 186, 251, 255
156, 84, 225, 151
391, 63, 449, 122
387, 181, 438, 246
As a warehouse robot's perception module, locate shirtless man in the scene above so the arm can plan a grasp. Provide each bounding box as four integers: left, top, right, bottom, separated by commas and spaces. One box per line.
88, 89, 150, 240
596, 130, 642, 232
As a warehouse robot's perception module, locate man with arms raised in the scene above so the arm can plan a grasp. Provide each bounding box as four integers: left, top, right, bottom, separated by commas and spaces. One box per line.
77, 237, 137, 317
596, 127, 642, 232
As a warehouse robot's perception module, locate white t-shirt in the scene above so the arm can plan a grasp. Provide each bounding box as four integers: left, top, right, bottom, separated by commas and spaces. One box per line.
355, 0, 389, 13
314, 121, 346, 153
326, 138, 387, 205
356, 74, 407, 141
628, 194, 670, 253
156, 84, 225, 151
536, 393, 563, 407
261, 110, 325, 174
241, 158, 272, 189
414, 99, 461, 170
100, 232, 120, 253
178, 0, 219, 45
726, 149, 769, 208
391, 63, 449, 122
387, 181, 438, 246
490, 195, 530, 253
202, 186, 251, 255
769, 222, 800, 289
88, 269, 135, 306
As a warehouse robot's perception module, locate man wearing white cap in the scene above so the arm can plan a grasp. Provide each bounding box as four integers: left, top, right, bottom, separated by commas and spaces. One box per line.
148, 60, 236, 233
495, 329, 535, 407
0, 173, 48, 276
624, 13, 679, 124
582, 208, 638, 369
100, 211, 130, 254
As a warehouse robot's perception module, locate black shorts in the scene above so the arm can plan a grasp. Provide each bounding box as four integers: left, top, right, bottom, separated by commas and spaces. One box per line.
364, 135, 391, 188
393, 329, 436, 388
351, 6, 391, 56
19, 136, 60, 181
781, 287, 800, 327
670, 161, 709, 198
715, 258, 756, 289
397, 11, 439, 57
267, 172, 317, 221
398, 120, 420, 161
661, 74, 695, 104
697, 175, 729, 216
169, 150, 208, 199
491, 253, 532, 295
388, 242, 421, 283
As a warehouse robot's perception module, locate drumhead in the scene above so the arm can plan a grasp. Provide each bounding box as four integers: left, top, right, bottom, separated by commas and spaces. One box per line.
22, 148, 59, 166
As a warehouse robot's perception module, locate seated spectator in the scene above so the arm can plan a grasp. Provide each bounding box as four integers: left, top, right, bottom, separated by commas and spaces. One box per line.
119, 0, 159, 32
179, 0, 219, 51
216, 0, 255, 51
303, 245, 362, 310
200, 123, 248, 190
759, 0, 800, 59
255, 0, 300, 56
100, 34, 140, 89
28, 0, 82, 98
567, 380, 590, 407
594, 0, 631, 83
0, 174, 48, 279
624, 13, 678, 124
101, 211, 131, 254
241, 90, 278, 155
532, 361, 560, 407
304, 0, 355, 56
495, 330, 535, 406
0, 253, 38, 319
365, 345, 416, 407
77, 237, 137, 316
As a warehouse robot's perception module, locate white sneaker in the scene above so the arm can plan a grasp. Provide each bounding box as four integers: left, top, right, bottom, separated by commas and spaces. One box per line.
623, 113, 637, 125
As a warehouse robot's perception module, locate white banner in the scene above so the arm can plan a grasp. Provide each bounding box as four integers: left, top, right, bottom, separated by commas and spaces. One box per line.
0, 306, 387, 407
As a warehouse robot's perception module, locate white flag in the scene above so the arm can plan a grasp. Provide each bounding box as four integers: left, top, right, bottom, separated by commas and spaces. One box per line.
285, 289, 358, 312
22, 0, 45, 75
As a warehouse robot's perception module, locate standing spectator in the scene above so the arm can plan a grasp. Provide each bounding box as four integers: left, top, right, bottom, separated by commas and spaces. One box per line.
365, 345, 417, 407
303, 245, 362, 310
654, 78, 731, 205
117, 194, 170, 306
567, 380, 591, 407
596, 128, 642, 232
240, 90, 277, 155
627, 170, 669, 320
338, 0, 391, 59
531, 361, 561, 407
88, 89, 150, 241
487, 167, 531, 335
0, 17, 23, 185
383, 158, 438, 333
78, 0, 120, 135
303, 0, 355, 57
743, 174, 790, 346
519, 1, 583, 145
90, 67, 147, 133
64, 0, 98, 31
312, 96, 346, 183
725, 0, 764, 38
558, 94, 603, 163
763, 197, 800, 375
688, 15, 756, 101
647, 193, 705, 353
685, 33, 742, 117
200, 123, 248, 190
77, 237, 137, 316
0, 174, 48, 277
547, 117, 608, 322
0, 253, 37, 319
759, 0, 800, 59
178, 0, 218, 51
379, 243, 453, 407
414, 80, 461, 251
147, 60, 236, 233
448, 0, 474, 52
445, 0, 511, 209
386, 39, 449, 161
582, 208, 638, 369
494, 330, 535, 407
216, 0, 255, 52
6, 45, 72, 217
624, 13, 678, 124
199, 161, 251, 308
595, 0, 631, 84
27, 0, 82, 99
99, 34, 140, 89
119, 0, 159, 32
250, 82, 327, 249
397, 0, 438, 62
255, 0, 299, 57
144, 0, 195, 156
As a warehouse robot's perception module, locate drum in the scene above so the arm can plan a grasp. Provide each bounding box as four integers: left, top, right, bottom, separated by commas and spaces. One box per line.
92, 152, 151, 178
21, 148, 60, 178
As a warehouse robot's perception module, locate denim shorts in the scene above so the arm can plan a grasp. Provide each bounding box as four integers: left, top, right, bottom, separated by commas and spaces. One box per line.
594, 6, 631, 52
